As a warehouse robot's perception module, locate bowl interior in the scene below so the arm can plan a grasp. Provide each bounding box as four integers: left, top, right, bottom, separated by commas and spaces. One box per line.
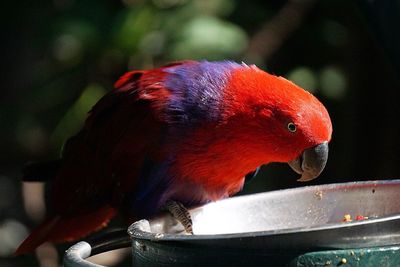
147, 180, 400, 235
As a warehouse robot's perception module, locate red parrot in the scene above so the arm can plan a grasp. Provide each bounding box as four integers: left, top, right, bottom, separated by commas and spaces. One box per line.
16, 60, 332, 254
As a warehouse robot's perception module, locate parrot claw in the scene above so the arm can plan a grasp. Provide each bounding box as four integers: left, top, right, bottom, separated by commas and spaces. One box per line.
164, 200, 193, 234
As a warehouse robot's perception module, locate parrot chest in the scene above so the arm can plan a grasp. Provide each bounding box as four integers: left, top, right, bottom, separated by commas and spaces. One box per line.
170, 128, 264, 198
169, 144, 255, 202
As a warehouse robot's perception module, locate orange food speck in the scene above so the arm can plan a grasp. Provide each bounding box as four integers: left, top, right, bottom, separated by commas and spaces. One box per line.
343, 214, 352, 222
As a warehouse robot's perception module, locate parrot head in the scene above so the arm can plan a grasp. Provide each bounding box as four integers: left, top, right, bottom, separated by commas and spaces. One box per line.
225, 64, 332, 182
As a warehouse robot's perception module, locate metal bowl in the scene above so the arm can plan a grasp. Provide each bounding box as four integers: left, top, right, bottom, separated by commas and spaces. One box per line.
129, 180, 400, 250
65, 180, 400, 266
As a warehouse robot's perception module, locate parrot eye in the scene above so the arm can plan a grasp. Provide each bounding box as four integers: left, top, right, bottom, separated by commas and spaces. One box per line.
287, 122, 297, 133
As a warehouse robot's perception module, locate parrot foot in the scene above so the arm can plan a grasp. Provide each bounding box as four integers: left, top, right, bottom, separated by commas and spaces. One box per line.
164, 200, 193, 234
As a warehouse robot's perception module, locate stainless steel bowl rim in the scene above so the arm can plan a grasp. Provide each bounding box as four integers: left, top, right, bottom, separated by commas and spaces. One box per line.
128, 179, 400, 242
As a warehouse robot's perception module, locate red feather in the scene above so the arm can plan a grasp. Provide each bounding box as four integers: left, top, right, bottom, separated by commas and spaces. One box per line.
16, 63, 180, 254
172, 66, 331, 194
17, 61, 332, 254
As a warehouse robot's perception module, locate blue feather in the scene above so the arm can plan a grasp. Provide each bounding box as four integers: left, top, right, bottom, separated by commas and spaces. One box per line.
164, 61, 241, 125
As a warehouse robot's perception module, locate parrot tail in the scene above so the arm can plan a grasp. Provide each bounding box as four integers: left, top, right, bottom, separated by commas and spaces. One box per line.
15, 205, 117, 255
22, 160, 62, 182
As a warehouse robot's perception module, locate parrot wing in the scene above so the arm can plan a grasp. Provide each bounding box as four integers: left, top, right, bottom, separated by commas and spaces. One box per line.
16, 67, 173, 254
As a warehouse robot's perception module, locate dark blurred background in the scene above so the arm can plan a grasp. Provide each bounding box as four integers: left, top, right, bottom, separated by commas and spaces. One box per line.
2, 0, 400, 266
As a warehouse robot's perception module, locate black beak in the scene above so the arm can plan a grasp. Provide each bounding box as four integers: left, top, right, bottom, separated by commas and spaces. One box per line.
288, 141, 329, 182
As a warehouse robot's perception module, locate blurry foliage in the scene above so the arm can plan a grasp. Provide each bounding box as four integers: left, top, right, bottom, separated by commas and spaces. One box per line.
51, 83, 106, 148
6, 0, 254, 160
2, 0, 400, 265
287, 66, 318, 93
